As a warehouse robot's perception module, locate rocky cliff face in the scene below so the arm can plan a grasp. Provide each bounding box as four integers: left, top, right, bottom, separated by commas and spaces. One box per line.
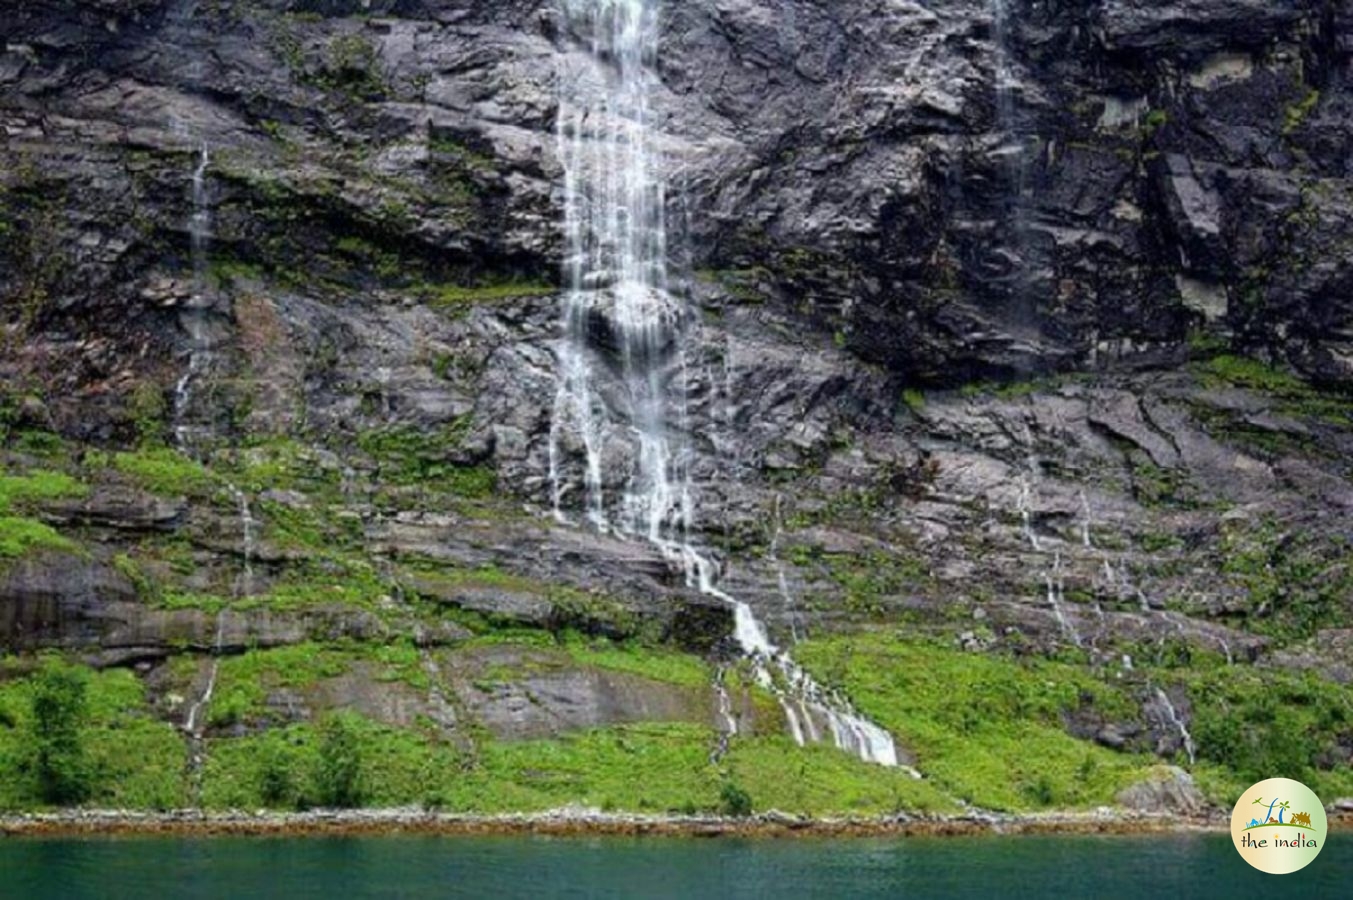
1, 0, 1351, 811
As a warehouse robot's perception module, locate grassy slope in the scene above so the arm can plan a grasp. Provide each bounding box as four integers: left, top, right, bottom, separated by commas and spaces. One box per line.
1, 424, 1351, 816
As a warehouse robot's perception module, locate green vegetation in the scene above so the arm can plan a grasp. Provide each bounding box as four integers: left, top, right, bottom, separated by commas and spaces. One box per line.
0, 470, 86, 511
3, 631, 1347, 816
719, 780, 753, 817
559, 634, 710, 688
1217, 520, 1353, 641
0, 470, 86, 558
1283, 88, 1320, 134
1187, 665, 1353, 802
1199, 355, 1306, 394
0, 663, 186, 810
423, 280, 555, 312
31, 661, 91, 804
0, 517, 74, 558
695, 268, 771, 305
201, 715, 953, 815
355, 423, 495, 496
315, 713, 365, 807
98, 447, 214, 496
794, 634, 1154, 811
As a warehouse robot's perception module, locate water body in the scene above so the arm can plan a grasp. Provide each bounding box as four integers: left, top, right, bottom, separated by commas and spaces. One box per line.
3, 834, 1349, 899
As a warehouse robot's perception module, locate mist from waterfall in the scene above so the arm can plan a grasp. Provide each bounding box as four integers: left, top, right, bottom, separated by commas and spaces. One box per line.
549, 0, 900, 767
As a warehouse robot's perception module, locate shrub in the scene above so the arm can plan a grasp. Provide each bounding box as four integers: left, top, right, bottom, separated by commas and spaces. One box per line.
314, 713, 364, 808
719, 780, 753, 817
31, 662, 92, 805
258, 741, 298, 809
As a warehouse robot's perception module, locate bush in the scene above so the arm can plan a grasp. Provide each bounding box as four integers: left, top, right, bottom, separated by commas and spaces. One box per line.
314, 713, 363, 808
719, 780, 752, 818
258, 742, 298, 809
31, 662, 91, 805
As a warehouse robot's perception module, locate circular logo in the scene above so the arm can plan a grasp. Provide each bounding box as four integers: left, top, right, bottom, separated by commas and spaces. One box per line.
1230, 778, 1328, 874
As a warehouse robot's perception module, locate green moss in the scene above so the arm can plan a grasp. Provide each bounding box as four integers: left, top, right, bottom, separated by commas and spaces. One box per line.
697, 268, 771, 305
1217, 521, 1352, 640
0, 470, 86, 513
354, 423, 494, 497
793, 550, 931, 618
1283, 88, 1320, 135
0, 517, 74, 559
901, 389, 926, 414
97, 447, 214, 497
427, 134, 497, 173
1141, 108, 1169, 135
423, 280, 554, 311
1199, 355, 1306, 394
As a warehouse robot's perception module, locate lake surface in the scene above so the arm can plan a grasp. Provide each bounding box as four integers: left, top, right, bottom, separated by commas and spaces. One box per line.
2, 833, 1349, 898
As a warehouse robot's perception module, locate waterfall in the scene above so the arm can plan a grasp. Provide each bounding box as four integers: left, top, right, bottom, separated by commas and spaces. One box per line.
1045, 552, 1082, 648
184, 610, 227, 736
1017, 467, 1081, 647
550, 0, 900, 767
184, 487, 252, 736
989, 0, 1030, 306
1153, 687, 1197, 766
1018, 474, 1041, 551
991, 0, 1016, 136
769, 494, 803, 644
174, 142, 212, 451
230, 485, 256, 598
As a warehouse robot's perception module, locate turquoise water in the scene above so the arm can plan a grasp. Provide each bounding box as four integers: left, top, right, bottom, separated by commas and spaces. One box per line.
2, 833, 1349, 898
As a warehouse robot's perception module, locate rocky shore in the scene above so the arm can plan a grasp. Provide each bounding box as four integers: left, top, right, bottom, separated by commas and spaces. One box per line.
0, 806, 1253, 839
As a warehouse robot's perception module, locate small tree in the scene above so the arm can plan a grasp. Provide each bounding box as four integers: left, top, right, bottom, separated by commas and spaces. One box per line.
314, 714, 363, 808
31, 662, 91, 805
258, 740, 297, 809
719, 780, 753, 818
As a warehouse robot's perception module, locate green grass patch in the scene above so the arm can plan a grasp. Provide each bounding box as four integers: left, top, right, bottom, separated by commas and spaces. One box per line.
423, 280, 554, 312
0, 470, 86, 513
96, 447, 214, 496
1199, 355, 1307, 395
726, 736, 956, 816
556, 633, 711, 689
0, 517, 74, 558
794, 634, 1154, 811
200, 715, 957, 815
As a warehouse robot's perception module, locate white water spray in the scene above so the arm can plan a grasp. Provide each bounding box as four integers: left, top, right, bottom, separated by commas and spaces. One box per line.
184, 486, 253, 736
1153, 687, 1197, 766
549, 0, 899, 767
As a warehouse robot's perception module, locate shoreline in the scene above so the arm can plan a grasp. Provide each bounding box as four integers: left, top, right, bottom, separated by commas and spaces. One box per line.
0, 808, 1254, 839
4, 808, 1349, 839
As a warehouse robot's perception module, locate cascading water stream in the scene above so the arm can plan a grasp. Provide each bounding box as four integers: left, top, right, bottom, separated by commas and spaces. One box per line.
1153, 687, 1197, 766
175, 142, 212, 451
184, 487, 253, 738
990, 0, 1031, 307
550, 0, 900, 767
